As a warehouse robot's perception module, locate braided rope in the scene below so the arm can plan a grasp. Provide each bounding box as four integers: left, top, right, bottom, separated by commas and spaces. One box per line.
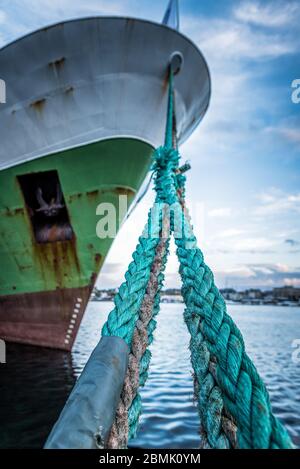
100, 70, 293, 449
102, 71, 176, 447
102, 206, 163, 346
176, 182, 236, 448
175, 221, 293, 448
172, 171, 293, 448
107, 229, 170, 448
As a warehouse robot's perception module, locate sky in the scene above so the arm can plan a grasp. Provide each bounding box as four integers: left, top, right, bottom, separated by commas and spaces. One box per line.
0, 0, 299, 290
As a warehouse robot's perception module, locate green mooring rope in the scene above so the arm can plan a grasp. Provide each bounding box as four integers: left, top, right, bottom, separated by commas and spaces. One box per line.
101, 70, 293, 449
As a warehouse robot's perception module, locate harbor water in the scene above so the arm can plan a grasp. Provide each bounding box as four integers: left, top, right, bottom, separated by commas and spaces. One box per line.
0, 303, 299, 448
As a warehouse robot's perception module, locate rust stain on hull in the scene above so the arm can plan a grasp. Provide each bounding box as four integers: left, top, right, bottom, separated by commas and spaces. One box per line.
114, 186, 135, 197
86, 189, 99, 198
48, 57, 66, 70
3, 207, 25, 217
64, 85, 74, 94
162, 67, 170, 94
30, 98, 46, 112
88, 252, 103, 293
68, 187, 135, 202
32, 237, 81, 292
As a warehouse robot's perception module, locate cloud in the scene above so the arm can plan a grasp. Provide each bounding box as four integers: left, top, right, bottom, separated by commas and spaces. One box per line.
254, 189, 300, 216
215, 262, 300, 289
208, 207, 232, 218
96, 262, 125, 288
265, 125, 300, 145
0, 0, 133, 46
13, 0, 128, 18
283, 277, 300, 287
101, 263, 123, 274
285, 239, 300, 246
217, 266, 255, 278
0, 10, 7, 23
235, 237, 276, 251
235, 248, 276, 254
234, 1, 300, 28
207, 245, 276, 255
1, 0, 298, 294
247, 263, 292, 274
180, 5, 299, 170
183, 16, 297, 62
210, 231, 278, 252
276, 127, 300, 144
216, 229, 245, 238
164, 272, 181, 287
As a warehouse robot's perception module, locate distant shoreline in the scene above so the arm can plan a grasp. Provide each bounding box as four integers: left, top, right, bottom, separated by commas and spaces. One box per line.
91, 286, 300, 307
91, 296, 300, 307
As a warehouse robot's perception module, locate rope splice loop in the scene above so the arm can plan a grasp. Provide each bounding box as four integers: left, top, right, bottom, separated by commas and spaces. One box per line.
102, 69, 294, 449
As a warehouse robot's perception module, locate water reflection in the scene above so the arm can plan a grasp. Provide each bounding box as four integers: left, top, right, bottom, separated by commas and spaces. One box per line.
0, 303, 299, 448
0, 343, 76, 448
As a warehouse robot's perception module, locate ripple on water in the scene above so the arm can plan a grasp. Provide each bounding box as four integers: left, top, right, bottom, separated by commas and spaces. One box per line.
0, 302, 299, 448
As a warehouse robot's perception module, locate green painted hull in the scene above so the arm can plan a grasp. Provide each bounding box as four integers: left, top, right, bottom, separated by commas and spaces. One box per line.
0, 138, 153, 349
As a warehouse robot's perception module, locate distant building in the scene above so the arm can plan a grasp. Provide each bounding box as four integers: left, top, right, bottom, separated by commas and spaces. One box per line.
220, 289, 243, 302
220, 288, 236, 296
244, 289, 263, 300
262, 292, 275, 304
273, 286, 300, 301
92, 285, 300, 305
164, 288, 181, 296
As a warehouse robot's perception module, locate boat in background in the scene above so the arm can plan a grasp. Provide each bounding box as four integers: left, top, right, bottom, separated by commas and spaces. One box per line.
0, 0, 210, 350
